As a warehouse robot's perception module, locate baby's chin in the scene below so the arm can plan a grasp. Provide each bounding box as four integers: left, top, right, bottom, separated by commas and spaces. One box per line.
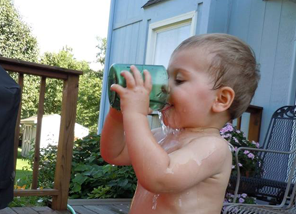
162, 117, 181, 129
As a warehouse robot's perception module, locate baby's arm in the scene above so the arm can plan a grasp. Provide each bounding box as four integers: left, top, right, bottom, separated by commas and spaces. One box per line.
109, 65, 171, 181
100, 107, 131, 165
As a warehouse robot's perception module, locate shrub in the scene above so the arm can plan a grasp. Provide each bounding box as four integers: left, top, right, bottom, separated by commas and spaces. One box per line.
30, 133, 137, 199
69, 134, 136, 199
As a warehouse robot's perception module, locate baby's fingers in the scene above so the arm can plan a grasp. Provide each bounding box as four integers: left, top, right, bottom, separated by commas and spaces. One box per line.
130, 65, 143, 86
121, 71, 135, 88
110, 84, 125, 96
143, 70, 152, 91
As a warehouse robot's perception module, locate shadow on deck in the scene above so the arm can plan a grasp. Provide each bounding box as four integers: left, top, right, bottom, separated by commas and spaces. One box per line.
0, 199, 132, 214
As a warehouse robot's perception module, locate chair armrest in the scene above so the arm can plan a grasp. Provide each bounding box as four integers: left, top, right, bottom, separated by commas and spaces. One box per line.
230, 147, 296, 208
223, 203, 290, 214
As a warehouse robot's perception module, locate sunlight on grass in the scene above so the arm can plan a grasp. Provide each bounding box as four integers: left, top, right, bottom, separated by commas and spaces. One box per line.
15, 148, 32, 186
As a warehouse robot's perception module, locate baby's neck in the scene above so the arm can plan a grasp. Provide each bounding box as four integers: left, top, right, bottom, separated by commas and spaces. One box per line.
183, 127, 221, 134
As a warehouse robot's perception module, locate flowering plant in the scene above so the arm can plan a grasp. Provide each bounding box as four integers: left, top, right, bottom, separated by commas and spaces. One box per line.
220, 123, 262, 177
224, 192, 256, 204
221, 123, 263, 205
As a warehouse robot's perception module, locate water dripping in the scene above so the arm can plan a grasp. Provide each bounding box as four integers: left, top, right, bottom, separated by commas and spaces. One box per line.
157, 111, 181, 136
152, 194, 160, 210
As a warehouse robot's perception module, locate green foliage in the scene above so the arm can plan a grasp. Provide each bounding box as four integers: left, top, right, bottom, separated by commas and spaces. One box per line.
76, 71, 102, 133
0, 0, 41, 118
1, 1, 105, 132
40, 47, 103, 132
9, 196, 47, 207
70, 134, 137, 199
39, 47, 88, 115
0, 0, 39, 61
30, 134, 136, 199
96, 37, 107, 68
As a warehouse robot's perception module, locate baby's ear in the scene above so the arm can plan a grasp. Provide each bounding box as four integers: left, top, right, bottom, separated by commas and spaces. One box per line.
212, 86, 235, 113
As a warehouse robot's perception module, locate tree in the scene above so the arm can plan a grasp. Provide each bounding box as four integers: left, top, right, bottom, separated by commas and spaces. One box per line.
0, 0, 39, 61
40, 47, 103, 133
0, 0, 41, 119
96, 37, 107, 68
0, 0, 105, 133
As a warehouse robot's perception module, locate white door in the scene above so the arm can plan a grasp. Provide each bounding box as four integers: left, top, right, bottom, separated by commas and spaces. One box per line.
145, 11, 197, 128
146, 11, 197, 68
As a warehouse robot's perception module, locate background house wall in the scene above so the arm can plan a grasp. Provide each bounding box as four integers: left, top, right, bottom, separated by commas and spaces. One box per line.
98, 0, 296, 144
218, 0, 296, 142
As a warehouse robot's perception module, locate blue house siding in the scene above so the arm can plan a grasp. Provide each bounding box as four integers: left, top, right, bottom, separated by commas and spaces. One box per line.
222, 0, 296, 142
98, 0, 296, 145
98, 0, 214, 132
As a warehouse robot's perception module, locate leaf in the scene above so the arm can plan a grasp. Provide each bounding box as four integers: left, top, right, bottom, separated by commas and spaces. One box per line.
72, 173, 87, 185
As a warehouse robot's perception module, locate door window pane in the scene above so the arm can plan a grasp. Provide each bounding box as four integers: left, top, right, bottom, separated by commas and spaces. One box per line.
154, 24, 191, 68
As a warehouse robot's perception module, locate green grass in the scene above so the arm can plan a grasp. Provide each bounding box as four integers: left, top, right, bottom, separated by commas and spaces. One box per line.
15, 148, 32, 187
9, 148, 49, 207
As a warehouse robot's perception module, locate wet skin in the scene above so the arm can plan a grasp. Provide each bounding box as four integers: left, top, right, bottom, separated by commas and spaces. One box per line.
129, 127, 232, 214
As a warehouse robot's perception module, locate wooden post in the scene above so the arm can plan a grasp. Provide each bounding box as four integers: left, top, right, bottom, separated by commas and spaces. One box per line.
13, 73, 23, 172
32, 77, 46, 189
236, 116, 242, 130
52, 75, 79, 210
248, 107, 263, 142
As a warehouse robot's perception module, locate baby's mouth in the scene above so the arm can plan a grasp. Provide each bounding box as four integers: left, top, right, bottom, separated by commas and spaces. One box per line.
161, 103, 173, 113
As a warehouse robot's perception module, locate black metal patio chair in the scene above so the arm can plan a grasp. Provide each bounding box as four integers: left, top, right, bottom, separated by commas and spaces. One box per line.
223, 106, 296, 213
224, 147, 296, 213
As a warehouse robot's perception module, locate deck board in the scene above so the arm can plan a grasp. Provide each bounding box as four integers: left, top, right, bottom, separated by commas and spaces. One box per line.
0, 208, 17, 214
11, 207, 39, 214
0, 199, 131, 214
71, 206, 96, 214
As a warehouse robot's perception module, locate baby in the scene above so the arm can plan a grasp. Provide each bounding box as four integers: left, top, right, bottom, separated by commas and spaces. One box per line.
101, 33, 260, 214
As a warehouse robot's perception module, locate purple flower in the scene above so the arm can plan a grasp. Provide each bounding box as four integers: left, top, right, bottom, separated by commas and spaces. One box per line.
251, 141, 260, 148
248, 153, 255, 159
239, 198, 245, 203
233, 137, 239, 143
244, 150, 250, 154
220, 123, 234, 134
238, 163, 243, 167
241, 193, 247, 198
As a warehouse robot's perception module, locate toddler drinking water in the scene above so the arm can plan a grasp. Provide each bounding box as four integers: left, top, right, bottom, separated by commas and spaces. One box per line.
101, 33, 260, 214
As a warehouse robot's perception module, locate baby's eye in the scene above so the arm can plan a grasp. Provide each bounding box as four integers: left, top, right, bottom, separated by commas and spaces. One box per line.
175, 79, 184, 85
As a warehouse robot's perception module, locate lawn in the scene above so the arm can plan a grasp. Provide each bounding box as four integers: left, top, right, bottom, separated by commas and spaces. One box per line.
9, 148, 49, 207
15, 148, 32, 187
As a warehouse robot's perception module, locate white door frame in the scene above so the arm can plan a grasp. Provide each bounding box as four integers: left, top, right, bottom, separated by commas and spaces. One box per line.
145, 11, 197, 65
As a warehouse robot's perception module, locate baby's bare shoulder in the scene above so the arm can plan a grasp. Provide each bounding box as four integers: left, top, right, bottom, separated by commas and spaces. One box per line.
191, 134, 229, 148
183, 134, 231, 158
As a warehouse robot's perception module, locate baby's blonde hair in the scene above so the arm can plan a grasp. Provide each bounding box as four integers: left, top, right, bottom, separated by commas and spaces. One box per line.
172, 33, 260, 119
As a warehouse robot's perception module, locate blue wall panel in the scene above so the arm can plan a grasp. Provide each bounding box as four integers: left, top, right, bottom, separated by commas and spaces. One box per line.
226, 0, 296, 142
99, 0, 296, 142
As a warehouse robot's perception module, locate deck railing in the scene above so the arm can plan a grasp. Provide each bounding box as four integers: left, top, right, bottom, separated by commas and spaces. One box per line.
0, 56, 83, 210
235, 105, 263, 142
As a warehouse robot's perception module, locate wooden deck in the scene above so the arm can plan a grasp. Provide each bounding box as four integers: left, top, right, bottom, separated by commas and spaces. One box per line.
0, 199, 131, 214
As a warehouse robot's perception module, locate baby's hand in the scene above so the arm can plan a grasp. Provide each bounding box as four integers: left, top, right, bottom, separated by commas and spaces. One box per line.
110, 65, 152, 116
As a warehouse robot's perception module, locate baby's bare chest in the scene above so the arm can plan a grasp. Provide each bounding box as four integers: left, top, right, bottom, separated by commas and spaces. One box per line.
154, 131, 196, 153
131, 182, 222, 214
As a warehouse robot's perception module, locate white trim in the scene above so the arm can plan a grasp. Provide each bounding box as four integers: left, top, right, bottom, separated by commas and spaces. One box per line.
145, 11, 197, 64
